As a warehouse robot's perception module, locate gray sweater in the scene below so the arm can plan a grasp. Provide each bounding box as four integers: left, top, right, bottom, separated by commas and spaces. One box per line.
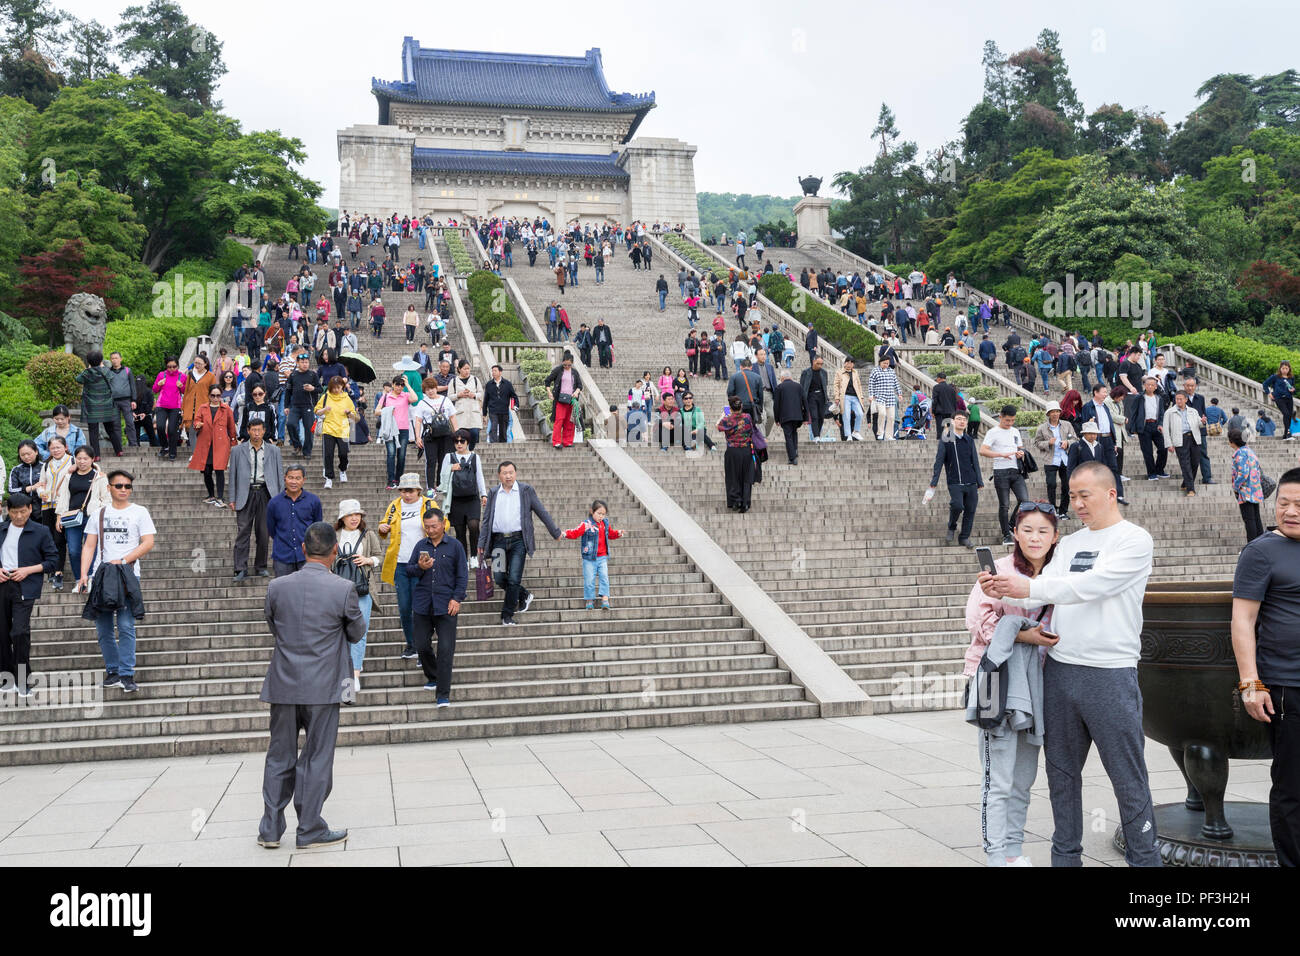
964, 614, 1046, 744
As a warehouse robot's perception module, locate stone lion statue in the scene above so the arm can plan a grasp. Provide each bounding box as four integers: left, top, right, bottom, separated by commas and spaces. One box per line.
799, 175, 822, 197
62, 293, 108, 360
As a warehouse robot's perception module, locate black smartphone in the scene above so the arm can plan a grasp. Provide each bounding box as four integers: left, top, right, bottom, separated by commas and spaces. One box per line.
1040, 630, 1059, 640
975, 546, 998, 575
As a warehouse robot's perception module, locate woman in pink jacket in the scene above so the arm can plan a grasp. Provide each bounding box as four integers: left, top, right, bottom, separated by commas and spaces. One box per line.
152, 355, 186, 461
657, 366, 674, 401
963, 501, 1059, 867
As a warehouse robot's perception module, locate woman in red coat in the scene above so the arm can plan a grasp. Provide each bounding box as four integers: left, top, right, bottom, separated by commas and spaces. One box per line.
188, 383, 239, 506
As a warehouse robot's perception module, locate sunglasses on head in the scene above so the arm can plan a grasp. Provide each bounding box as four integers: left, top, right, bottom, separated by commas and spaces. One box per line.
1017, 501, 1056, 516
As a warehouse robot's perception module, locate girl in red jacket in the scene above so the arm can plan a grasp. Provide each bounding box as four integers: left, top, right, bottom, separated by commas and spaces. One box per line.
563, 500, 624, 610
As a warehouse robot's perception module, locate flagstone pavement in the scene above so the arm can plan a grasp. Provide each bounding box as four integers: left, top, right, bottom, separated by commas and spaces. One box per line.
0, 712, 1271, 867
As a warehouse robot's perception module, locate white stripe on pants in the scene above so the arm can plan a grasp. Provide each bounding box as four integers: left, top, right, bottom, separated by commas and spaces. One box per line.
979, 727, 1040, 866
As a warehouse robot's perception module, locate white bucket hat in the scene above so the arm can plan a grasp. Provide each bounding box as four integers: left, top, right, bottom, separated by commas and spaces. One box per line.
337, 499, 364, 520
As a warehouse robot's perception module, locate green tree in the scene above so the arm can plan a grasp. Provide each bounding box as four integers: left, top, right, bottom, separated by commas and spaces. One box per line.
831, 102, 927, 263
1168, 75, 1260, 177
0, 0, 63, 58
27, 172, 152, 312
924, 148, 1080, 283
61, 17, 116, 84
116, 0, 225, 114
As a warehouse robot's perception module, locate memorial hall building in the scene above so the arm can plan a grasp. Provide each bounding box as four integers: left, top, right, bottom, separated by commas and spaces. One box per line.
338, 38, 700, 233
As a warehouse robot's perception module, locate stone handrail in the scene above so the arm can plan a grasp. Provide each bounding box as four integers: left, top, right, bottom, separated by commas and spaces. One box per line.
183, 241, 269, 367
501, 277, 613, 439
1156, 344, 1263, 405
806, 236, 899, 284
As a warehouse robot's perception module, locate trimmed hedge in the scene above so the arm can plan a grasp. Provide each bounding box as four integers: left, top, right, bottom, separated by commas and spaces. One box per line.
963, 386, 1000, 401
518, 348, 555, 423
661, 233, 730, 278
928, 363, 960, 377
1015, 410, 1046, 428
912, 352, 946, 365
465, 270, 526, 341
444, 231, 476, 274
759, 274, 881, 364
990, 277, 1136, 349
1167, 331, 1300, 384
950, 373, 982, 389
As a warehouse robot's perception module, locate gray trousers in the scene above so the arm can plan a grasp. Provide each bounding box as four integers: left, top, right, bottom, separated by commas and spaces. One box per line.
260, 702, 340, 845
113, 396, 138, 446
980, 727, 1040, 865
1043, 658, 1161, 867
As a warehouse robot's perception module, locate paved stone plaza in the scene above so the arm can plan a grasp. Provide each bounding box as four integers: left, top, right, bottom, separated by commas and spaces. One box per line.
0, 712, 1271, 866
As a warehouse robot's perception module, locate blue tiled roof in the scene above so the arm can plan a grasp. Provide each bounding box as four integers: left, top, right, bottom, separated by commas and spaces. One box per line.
373, 40, 655, 127
412, 148, 630, 181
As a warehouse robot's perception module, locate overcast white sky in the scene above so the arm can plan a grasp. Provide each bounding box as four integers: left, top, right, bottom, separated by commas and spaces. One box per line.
58, 0, 1300, 206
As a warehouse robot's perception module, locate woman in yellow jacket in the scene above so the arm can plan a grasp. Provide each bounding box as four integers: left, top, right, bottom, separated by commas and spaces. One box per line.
377, 473, 430, 660
314, 374, 358, 489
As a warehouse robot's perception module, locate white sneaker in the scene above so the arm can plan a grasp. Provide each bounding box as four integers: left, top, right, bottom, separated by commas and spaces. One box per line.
469, 556, 479, 570
339, 471, 348, 483
1006, 856, 1033, 867
1120, 475, 1131, 481
852, 432, 863, 441
323, 477, 333, 489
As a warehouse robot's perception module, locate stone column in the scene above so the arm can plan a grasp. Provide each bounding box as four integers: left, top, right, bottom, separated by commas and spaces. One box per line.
794, 197, 831, 249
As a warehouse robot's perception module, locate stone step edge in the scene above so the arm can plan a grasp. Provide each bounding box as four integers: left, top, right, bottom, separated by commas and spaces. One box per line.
590, 440, 871, 718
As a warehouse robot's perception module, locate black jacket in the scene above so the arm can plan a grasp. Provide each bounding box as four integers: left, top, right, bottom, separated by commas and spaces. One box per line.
772, 379, 807, 424
592, 325, 613, 347
1125, 392, 1170, 435
81, 561, 145, 620
0, 519, 58, 600
800, 366, 828, 410
931, 434, 983, 488
483, 377, 517, 415
543, 365, 582, 405
931, 381, 959, 417
1067, 438, 1118, 475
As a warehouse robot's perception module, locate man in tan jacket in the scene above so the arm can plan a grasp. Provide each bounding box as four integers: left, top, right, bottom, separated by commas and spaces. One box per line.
831, 356, 867, 441
1034, 401, 1078, 517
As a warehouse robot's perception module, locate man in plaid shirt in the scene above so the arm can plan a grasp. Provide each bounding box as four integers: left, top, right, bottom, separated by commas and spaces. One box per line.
868, 355, 903, 440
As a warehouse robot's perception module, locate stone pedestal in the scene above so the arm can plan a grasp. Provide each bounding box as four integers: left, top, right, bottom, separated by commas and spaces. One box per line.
794, 196, 831, 248
622, 137, 699, 236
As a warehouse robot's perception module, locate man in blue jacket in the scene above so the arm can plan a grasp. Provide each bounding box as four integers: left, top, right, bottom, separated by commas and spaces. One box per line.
266, 466, 323, 577
929, 411, 983, 547
408, 506, 467, 706
978, 334, 998, 369
0, 493, 58, 696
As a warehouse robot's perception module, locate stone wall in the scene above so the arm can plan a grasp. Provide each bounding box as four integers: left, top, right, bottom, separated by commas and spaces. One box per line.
337, 125, 416, 215
621, 137, 699, 235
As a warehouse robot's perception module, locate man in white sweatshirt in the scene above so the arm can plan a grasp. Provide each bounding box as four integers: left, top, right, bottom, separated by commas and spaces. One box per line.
980, 460, 1160, 866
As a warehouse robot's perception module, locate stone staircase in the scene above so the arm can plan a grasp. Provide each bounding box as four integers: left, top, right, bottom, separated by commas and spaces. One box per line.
2, 243, 819, 766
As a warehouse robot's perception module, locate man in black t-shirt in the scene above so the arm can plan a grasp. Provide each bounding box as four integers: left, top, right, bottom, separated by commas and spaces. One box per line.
1232, 467, 1300, 866
1117, 350, 1147, 394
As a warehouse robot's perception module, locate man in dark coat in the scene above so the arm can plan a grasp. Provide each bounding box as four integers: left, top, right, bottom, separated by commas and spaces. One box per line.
931, 372, 959, 435
799, 355, 830, 441
0, 493, 58, 696
772, 370, 808, 464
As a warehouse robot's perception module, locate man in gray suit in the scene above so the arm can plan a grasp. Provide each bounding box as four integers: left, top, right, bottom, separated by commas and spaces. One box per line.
229, 420, 284, 581
258, 522, 366, 850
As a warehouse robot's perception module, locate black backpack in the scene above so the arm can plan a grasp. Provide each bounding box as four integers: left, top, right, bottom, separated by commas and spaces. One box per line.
451, 453, 477, 497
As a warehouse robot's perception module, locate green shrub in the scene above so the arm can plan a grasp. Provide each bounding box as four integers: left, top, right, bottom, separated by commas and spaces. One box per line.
1233, 308, 1300, 348
214, 238, 255, 278
929, 363, 960, 377
1015, 410, 1046, 428
103, 314, 208, 376
661, 233, 731, 278
0, 342, 44, 376
0, 310, 31, 345
913, 352, 945, 365
990, 277, 1136, 347
1167, 331, 1300, 383
760, 274, 881, 363
0, 374, 40, 434
465, 269, 525, 341
443, 232, 476, 274
950, 373, 982, 389
963, 386, 1000, 401
26, 350, 83, 407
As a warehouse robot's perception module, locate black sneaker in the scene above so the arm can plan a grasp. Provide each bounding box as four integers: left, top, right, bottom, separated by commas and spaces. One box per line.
102, 672, 123, 689
52, 572, 63, 592
501, 616, 516, 626
1001, 535, 1014, 545
520, 591, 534, 613
945, 528, 955, 544
400, 649, 417, 660
121, 677, 138, 694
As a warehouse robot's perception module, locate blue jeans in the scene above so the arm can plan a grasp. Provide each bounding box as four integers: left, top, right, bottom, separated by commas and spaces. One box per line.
1079, 367, 1092, 392
582, 556, 610, 600
658, 290, 667, 311
385, 429, 409, 484
64, 523, 87, 580
504, 250, 513, 266
842, 395, 864, 437
395, 566, 416, 651
287, 406, 314, 455
350, 593, 372, 671
1039, 368, 1051, 391
96, 604, 136, 677
276, 389, 288, 441
596, 266, 604, 283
